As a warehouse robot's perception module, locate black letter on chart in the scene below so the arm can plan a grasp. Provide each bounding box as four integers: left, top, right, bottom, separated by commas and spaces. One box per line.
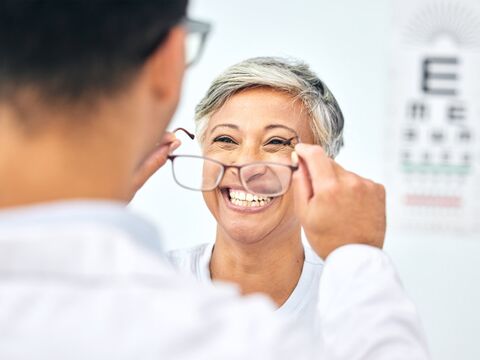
422, 57, 458, 96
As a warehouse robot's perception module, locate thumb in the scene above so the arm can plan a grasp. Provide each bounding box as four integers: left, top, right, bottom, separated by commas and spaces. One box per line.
130, 139, 180, 198
293, 156, 312, 217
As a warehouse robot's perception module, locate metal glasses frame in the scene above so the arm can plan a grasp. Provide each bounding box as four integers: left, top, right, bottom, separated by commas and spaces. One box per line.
168, 128, 300, 196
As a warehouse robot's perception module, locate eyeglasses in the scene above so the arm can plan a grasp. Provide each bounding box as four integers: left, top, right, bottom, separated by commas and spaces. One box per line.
182, 18, 211, 67
167, 128, 300, 197
140, 18, 211, 67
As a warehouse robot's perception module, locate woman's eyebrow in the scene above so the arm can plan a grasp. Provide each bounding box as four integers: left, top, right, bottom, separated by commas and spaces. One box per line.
209, 123, 239, 134
264, 124, 298, 136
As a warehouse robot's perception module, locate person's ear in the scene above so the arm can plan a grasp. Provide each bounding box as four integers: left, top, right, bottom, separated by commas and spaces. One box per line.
144, 25, 186, 110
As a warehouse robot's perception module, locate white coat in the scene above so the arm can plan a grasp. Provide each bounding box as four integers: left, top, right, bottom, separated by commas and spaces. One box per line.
0, 201, 430, 360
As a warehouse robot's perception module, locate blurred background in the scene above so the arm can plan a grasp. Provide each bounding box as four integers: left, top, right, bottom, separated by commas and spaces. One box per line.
130, 0, 480, 359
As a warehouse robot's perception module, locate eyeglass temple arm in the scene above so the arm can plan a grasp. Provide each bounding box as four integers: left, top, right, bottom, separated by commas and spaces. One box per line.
173, 127, 195, 140
182, 18, 212, 34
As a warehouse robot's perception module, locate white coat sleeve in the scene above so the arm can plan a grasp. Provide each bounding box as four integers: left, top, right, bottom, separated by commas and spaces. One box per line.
315, 244, 431, 360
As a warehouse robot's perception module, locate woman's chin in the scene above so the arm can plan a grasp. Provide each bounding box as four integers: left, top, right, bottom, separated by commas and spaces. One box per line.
204, 187, 295, 245
221, 224, 272, 245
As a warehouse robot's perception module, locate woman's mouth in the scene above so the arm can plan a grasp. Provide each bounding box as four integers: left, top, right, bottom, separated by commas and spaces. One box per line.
221, 188, 275, 212
229, 189, 272, 207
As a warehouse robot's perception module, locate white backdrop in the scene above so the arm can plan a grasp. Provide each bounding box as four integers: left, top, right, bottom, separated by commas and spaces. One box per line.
130, 1, 480, 359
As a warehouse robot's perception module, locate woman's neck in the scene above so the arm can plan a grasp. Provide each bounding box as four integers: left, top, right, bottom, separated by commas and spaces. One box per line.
210, 227, 304, 307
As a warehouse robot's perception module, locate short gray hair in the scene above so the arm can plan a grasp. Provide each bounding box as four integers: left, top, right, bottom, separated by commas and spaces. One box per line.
194, 57, 344, 157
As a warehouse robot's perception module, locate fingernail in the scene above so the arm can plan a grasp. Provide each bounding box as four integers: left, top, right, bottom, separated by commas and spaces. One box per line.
291, 151, 299, 166
169, 140, 181, 152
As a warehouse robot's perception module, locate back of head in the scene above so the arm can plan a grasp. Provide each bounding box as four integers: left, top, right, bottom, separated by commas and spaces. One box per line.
0, 0, 189, 207
0, 0, 187, 106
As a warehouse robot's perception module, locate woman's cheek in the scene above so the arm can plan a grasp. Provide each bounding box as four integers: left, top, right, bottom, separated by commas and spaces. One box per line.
202, 190, 220, 219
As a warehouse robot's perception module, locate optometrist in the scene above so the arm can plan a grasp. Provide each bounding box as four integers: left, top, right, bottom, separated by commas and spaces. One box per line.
0, 1, 430, 360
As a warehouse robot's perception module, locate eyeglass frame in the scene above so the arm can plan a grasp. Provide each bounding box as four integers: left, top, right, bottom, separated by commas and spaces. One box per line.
140, 17, 211, 68
167, 128, 301, 197
181, 18, 212, 67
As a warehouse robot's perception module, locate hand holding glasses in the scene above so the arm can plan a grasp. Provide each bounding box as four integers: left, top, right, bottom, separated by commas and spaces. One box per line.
168, 128, 300, 197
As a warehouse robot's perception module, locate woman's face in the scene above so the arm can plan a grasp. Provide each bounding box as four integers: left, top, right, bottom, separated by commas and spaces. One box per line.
201, 87, 314, 244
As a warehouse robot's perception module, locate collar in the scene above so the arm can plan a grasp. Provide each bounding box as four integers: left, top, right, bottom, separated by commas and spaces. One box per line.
0, 200, 165, 276
0, 200, 161, 251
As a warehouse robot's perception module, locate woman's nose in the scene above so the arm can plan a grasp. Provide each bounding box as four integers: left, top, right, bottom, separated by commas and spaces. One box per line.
220, 146, 261, 186
229, 144, 263, 166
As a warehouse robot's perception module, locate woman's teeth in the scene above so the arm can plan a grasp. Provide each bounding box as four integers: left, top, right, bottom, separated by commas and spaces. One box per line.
228, 189, 272, 208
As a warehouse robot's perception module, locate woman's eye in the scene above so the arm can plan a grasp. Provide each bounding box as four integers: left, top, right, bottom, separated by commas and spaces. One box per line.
266, 138, 289, 146
213, 136, 237, 145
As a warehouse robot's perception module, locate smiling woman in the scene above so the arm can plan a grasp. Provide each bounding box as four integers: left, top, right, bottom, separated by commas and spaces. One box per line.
167, 56, 344, 326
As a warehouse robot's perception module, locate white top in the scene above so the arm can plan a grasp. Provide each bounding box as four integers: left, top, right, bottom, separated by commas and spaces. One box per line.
167, 243, 323, 328
0, 201, 431, 360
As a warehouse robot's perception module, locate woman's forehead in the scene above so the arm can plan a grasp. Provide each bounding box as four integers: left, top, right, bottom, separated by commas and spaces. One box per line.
207, 88, 311, 135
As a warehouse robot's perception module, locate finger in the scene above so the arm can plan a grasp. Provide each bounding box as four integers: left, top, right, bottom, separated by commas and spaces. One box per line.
376, 183, 386, 202
293, 156, 313, 206
294, 144, 337, 194
132, 144, 171, 191
156, 132, 176, 146
169, 139, 181, 153
338, 169, 373, 187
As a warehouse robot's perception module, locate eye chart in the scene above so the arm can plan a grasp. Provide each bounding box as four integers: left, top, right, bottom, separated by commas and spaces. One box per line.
388, 0, 480, 233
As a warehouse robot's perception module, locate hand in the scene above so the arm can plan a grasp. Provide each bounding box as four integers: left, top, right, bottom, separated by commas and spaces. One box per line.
129, 132, 181, 200
293, 144, 386, 259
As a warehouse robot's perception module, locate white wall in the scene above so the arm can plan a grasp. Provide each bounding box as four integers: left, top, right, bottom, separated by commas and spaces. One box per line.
130, 1, 480, 359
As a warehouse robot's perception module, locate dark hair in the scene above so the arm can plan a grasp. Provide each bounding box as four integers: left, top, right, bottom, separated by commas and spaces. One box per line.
0, 0, 188, 101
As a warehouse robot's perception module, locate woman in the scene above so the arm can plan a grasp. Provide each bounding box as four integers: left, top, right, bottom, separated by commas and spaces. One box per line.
167, 57, 344, 326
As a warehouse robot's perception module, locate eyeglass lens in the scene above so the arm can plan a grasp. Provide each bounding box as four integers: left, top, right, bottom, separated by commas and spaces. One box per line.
172, 156, 223, 191
240, 163, 293, 197
185, 33, 203, 67
172, 156, 293, 197
183, 19, 211, 67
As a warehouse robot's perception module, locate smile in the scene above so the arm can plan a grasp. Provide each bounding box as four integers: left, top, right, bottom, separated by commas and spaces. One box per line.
220, 188, 276, 213
228, 189, 273, 208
